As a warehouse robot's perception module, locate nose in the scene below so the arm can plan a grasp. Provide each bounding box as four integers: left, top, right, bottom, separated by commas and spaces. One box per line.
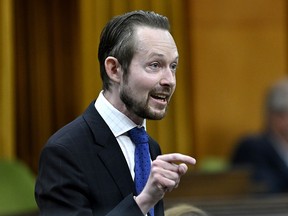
159, 67, 176, 87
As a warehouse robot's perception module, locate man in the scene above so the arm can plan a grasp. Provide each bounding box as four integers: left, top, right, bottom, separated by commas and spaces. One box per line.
35, 10, 196, 215
231, 78, 288, 193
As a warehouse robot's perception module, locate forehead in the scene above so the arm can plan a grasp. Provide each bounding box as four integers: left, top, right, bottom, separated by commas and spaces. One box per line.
134, 26, 178, 59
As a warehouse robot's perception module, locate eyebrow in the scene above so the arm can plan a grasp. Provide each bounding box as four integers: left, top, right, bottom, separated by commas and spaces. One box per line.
148, 52, 164, 57
148, 52, 179, 61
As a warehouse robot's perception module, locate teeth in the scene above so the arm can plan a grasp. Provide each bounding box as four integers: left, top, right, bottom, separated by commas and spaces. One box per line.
153, 94, 167, 101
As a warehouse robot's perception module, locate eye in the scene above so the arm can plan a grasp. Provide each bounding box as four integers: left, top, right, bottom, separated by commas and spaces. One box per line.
150, 62, 159, 68
170, 63, 178, 72
150, 62, 160, 69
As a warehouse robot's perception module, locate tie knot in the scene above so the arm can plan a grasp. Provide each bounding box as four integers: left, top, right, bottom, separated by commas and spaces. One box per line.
128, 127, 148, 145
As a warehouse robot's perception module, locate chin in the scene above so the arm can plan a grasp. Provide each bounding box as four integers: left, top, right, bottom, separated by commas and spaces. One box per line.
146, 110, 167, 120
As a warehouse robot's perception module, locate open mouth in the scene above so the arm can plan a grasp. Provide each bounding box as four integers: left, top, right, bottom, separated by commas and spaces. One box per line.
150, 93, 169, 103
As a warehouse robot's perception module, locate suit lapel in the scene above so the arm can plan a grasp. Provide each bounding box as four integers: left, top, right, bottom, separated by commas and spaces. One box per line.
98, 137, 136, 196
83, 102, 136, 197
149, 137, 162, 160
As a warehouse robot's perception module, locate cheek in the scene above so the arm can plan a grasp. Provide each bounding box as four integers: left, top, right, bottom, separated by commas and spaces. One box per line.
278, 117, 288, 133
284, 120, 288, 129
129, 75, 156, 91
123, 78, 148, 99
172, 84, 176, 93
126, 66, 161, 92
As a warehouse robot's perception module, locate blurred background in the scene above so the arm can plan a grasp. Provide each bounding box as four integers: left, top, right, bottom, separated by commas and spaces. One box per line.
1, 0, 288, 215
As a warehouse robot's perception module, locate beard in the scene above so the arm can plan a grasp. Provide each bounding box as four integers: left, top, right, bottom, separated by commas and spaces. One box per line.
120, 85, 168, 120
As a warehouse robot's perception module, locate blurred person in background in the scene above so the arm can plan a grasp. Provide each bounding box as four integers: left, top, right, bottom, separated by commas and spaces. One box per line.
231, 77, 288, 193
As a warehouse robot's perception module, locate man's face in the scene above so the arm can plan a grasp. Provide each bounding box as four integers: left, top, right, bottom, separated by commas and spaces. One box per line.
120, 26, 178, 121
271, 112, 288, 142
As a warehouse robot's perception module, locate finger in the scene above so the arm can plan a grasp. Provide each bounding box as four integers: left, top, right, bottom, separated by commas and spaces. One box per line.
155, 175, 179, 192
156, 153, 196, 165
152, 159, 180, 172
152, 163, 180, 181
177, 163, 188, 175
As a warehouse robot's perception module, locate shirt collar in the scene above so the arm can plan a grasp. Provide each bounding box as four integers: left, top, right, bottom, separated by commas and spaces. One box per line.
94, 91, 146, 137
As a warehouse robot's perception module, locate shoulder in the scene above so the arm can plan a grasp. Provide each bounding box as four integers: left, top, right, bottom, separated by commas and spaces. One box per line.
236, 133, 269, 151
47, 115, 88, 146
231, 133, 267, 163
44, 101, 108, 151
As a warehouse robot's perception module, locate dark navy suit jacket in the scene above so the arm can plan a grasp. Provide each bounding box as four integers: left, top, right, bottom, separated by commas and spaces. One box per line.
35, 101, 164, 215
231, 133, 288, 193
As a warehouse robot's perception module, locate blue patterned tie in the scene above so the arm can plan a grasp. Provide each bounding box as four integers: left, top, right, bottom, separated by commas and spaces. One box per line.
128, 127, 154, 216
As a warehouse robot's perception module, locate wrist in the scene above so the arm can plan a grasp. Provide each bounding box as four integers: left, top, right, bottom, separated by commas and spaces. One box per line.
134, 193, 157, 215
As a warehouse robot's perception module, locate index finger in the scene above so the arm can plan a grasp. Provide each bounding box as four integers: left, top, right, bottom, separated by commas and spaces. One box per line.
156, 153, 196, 165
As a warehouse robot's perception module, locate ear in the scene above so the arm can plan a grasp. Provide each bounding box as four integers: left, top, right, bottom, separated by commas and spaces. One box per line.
104, 56, 121, 83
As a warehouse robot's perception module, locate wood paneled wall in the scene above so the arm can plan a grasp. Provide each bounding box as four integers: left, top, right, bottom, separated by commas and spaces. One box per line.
0, 0, 15, 159
190, 0, 287, 162
13, 0, 81, 172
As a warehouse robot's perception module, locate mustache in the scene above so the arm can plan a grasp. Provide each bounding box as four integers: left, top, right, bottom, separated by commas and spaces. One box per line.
150, 86, 173, 95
